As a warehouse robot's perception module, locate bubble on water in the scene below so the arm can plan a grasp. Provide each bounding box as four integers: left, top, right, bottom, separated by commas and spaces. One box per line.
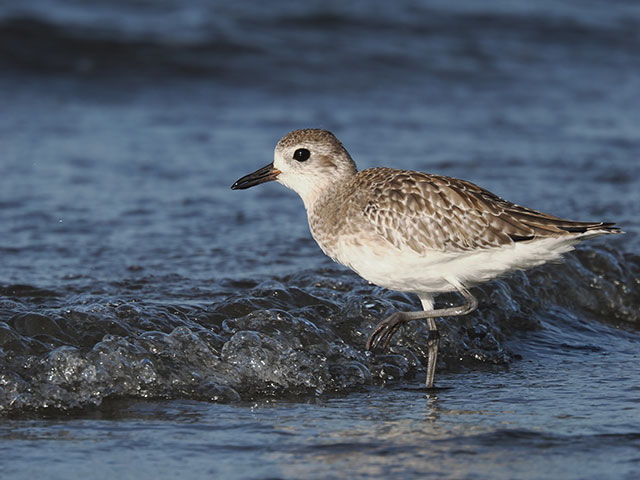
0, 245, 638, 414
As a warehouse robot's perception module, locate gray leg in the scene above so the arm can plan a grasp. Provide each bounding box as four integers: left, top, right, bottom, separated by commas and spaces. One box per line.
366, 288, 478, 388
425, 317, 439, 389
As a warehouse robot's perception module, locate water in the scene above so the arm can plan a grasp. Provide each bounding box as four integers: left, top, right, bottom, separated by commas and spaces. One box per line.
3, 341, 640, 479
1, 0, 640, 478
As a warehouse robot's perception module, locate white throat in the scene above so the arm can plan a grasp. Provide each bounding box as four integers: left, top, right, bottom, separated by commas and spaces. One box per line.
276, 173, 342, 211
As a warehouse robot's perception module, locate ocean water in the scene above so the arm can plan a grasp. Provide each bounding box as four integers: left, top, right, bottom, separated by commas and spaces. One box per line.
1, 0, 639, 478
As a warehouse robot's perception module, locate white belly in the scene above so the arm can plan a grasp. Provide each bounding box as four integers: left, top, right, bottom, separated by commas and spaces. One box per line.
329, 235, 583, 293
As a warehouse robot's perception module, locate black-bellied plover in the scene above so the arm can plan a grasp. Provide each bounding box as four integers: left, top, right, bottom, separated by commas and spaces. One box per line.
231, 129, 621, 388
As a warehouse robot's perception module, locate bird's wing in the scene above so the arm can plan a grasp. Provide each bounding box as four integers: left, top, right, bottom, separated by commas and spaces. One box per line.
359, 168, 617, 254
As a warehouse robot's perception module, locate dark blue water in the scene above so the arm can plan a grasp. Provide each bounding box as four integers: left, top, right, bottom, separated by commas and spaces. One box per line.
1, 0, 640, 478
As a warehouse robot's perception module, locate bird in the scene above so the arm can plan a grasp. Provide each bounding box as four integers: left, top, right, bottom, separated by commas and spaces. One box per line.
231, 128, 622, 388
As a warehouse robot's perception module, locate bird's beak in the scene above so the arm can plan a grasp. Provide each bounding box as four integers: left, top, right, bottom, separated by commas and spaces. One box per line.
230, 163, 281, 190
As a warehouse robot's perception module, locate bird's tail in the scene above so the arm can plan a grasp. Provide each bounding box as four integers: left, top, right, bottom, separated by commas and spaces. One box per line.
559, 222, 623, 240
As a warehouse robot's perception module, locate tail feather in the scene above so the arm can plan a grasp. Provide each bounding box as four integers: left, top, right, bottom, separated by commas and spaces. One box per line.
558, 222, 622, 235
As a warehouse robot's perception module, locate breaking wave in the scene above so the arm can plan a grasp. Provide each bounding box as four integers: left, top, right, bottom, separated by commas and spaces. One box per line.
1, 245, 638, 414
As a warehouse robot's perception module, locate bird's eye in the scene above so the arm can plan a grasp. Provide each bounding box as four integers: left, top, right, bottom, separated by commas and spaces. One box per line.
293, 148, 310, 162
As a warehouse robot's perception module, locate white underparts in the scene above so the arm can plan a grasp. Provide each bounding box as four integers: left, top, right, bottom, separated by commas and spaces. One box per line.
331, 231, 608, 294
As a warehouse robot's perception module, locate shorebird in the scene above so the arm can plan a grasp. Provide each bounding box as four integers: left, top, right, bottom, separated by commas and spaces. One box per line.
231, 129, 621, 388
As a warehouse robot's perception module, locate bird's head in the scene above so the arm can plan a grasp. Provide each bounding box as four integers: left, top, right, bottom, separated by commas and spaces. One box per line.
231, 129, 357, 208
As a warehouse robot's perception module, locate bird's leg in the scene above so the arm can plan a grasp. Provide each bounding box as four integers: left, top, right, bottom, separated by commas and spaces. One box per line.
366, 288, 478, 388
425, 317, 439, 389
366, 288, 477, 351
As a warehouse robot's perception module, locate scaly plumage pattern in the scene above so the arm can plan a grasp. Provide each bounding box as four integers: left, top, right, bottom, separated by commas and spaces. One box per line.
356, 167, 618, 253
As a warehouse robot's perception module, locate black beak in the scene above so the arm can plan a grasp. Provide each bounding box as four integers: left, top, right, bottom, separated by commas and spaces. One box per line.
230, 163, 281, 190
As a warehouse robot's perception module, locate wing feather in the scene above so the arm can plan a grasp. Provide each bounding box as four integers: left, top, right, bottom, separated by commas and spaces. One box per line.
358, 168, 619, 254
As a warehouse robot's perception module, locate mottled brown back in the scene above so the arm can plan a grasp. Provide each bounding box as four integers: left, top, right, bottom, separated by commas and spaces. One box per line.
351, 168, 619, 253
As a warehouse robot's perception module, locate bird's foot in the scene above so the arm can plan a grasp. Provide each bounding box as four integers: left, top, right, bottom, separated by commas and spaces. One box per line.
366, 312, 408, 351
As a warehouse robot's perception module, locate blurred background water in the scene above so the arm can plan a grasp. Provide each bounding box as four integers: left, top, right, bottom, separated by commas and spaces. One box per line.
1, 0, 639, 478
